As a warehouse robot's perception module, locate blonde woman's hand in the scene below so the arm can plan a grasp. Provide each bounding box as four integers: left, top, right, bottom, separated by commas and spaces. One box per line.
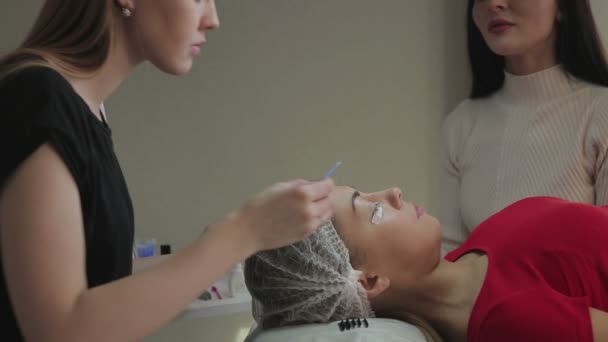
237, 177, 335, 253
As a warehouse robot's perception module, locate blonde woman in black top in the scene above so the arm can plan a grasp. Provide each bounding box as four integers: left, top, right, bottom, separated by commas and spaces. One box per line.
0, 1, 335, 340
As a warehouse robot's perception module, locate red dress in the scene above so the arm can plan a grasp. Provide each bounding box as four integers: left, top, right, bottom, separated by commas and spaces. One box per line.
446, 197, 608, 341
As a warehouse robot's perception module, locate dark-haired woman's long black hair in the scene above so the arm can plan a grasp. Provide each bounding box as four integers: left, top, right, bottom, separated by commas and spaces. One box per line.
467, 0, 608, 98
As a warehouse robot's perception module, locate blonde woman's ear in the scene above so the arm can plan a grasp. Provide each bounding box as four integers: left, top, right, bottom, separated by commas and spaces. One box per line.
358, 273, 390, 299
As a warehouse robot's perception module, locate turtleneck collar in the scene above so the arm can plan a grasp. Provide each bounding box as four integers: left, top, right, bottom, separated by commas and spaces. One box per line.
501, 64, 580, 103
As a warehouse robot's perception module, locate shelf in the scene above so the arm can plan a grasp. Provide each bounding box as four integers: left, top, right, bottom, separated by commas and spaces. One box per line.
177, 294, 252, 320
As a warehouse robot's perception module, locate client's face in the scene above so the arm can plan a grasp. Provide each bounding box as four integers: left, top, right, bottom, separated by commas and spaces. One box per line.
329, 186, 442, 281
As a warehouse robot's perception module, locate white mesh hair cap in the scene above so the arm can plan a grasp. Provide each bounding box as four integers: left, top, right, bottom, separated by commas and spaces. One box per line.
244, 221, 375, 330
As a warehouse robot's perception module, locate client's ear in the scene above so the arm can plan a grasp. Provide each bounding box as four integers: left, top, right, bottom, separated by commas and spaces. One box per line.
358, 272, 390, 299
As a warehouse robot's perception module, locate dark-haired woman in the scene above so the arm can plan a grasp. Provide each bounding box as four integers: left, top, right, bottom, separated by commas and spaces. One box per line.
440, 0, 608, 254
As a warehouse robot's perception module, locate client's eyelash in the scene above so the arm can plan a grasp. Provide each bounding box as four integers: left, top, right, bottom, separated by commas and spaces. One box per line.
338, 318, 369, 331
371, 202, 383, 224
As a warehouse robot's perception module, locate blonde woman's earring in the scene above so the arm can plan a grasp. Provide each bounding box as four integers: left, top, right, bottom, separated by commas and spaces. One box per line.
121, 7, 132, 17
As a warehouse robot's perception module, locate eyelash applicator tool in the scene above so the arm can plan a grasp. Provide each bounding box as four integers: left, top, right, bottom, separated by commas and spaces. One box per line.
324, 161, 343, 178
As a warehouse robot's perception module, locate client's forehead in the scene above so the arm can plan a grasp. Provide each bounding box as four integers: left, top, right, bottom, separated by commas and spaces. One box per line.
330, 186, 357, 215
330, 186, 365, 238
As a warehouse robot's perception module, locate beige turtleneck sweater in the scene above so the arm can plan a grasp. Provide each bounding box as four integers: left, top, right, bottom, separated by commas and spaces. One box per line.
440, 65, 608, 255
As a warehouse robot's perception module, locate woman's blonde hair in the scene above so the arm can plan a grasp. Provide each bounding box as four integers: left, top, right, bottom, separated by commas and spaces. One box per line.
0, 0, 117, 79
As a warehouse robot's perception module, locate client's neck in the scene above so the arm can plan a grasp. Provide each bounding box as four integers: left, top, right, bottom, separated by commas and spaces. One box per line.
371, 253, 487, 341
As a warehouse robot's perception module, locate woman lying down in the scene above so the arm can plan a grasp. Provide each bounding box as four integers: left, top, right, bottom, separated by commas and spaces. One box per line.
244, 186, 608, 342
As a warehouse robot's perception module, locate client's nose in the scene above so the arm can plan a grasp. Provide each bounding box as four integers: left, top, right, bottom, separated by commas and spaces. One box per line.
387, 187, 403, 209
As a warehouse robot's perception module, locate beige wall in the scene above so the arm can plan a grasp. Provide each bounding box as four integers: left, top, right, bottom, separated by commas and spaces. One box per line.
110, 0, 470, 250
592, 0, 608, 41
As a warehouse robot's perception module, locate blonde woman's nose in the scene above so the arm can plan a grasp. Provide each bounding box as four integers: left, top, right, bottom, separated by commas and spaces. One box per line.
201, 1, 220, 31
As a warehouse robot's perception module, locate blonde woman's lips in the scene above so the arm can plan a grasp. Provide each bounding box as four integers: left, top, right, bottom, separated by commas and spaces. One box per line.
191, 44, 201, 55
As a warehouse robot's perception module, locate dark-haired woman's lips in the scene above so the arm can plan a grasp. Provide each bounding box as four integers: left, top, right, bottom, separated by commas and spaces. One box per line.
488, 20, 514, 34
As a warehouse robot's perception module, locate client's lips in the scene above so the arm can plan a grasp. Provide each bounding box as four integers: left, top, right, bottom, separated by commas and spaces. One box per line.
415, 204, 425, 219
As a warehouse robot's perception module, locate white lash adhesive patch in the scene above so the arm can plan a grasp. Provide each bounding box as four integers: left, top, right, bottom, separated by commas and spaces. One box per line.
371, 205, 383, 224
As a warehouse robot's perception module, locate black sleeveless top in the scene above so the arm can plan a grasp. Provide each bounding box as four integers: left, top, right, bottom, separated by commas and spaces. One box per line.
0, 67, 134, 340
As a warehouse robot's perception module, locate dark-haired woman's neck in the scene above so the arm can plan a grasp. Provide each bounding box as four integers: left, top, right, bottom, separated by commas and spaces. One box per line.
505, 43, 558, 76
